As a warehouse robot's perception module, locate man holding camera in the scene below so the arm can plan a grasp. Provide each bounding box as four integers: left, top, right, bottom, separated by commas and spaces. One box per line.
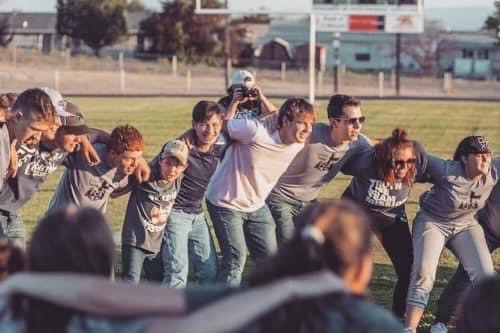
218, 70, 277, 119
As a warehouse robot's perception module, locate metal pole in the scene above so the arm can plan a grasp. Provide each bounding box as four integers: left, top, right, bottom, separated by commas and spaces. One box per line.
224, 21, 231, 90
308, 12, 316, 104
395, 33, 401, 96
333, 32, 340, 94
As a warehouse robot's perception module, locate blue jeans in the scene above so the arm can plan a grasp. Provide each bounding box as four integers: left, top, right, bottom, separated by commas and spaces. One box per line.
266, 191, 311, 247
206, 200, 278, 286
121, 244, 163, 284
162, 210, 218, 288
0, 211, 26, 250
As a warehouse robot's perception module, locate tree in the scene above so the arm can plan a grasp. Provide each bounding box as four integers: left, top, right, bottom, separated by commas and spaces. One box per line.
127, 0, 147, 12
399, 20, 453, 75
0, 13, 13, 47
138, 0, 225, 63
484, 1, 500, 40
57, 0, 128, 57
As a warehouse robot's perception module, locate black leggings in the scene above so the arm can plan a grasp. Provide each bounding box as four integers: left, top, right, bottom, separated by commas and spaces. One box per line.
375, 216, 414, 319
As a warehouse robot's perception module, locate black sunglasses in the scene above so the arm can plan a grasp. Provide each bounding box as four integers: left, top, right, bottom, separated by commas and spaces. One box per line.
338, 116, 366, 125
393, 158, 416, 168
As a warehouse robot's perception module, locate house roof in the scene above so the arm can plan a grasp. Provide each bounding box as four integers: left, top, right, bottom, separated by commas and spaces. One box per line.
0, 11, 149, 34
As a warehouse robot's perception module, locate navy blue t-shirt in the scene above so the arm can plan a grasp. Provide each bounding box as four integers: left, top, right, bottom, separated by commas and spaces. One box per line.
173, 135, 229, 214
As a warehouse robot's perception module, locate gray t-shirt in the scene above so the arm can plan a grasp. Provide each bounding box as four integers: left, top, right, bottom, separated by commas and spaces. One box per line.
48, 144, 128, 214
0, 144, 68, 214
419, 156, 499, 224
0, 123, 10, 190
477, 159, 500, 237
271, 123, 372, 202
342, 142, 427, 219
122, 160, 182, 253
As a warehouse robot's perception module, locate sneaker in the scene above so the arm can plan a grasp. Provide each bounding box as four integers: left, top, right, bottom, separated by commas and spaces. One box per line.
430, 322, 448, 333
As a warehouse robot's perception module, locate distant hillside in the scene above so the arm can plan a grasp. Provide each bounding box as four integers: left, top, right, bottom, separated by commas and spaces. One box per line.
425, 7, 492, 31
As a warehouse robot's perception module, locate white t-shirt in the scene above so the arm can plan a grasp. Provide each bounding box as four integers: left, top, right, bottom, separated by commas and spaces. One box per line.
206, 119, 304, 212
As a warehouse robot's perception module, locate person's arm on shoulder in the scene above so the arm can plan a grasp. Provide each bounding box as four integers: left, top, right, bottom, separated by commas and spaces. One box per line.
79, 128, 110, 166
417, 154, 447, 184
111, 176, 135, 198
0, 272, 186, 316
5, 139, 17, 178
133, 156, 151, 183
147, 271, 346, 333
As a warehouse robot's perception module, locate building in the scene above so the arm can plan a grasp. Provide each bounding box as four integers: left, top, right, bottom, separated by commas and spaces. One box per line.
0, 12, 148, 56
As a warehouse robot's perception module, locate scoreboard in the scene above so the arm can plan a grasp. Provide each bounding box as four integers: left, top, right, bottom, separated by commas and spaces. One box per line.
313, 0, 424, 33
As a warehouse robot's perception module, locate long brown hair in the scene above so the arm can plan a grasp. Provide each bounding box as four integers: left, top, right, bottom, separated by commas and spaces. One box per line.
374, 128, 416, 186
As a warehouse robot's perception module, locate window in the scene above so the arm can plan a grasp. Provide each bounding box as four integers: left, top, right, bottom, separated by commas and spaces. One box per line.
355, 53, 371, 61
462, 49, 474, 59
477, 49, 489, 60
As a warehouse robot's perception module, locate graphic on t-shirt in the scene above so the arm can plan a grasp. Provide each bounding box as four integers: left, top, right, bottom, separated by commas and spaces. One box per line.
85, 181, 114, 201
314, 153, 341, 171
235, 108, 259, 119
20, 150, 66, 179
144, 191, 177, 232
458, 191, 481, 210
366, 179, 407, 208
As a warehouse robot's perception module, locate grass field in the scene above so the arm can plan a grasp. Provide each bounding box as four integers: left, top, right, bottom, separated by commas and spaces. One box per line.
18, 97, 500, 332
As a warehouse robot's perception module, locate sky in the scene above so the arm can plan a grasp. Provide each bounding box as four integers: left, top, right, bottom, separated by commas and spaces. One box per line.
0, 0, 497, 12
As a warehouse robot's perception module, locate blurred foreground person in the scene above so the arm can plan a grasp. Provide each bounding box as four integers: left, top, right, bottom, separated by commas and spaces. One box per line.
455, 275, 500, 333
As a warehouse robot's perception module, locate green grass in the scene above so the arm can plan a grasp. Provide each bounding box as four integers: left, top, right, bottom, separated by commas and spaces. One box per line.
19, 97, 500, 332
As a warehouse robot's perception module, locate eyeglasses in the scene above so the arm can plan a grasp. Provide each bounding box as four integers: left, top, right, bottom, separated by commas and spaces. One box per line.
338, 116, 366, 125
393, 158, 416, 168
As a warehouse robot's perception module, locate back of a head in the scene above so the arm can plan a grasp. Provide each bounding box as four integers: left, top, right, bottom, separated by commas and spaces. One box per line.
29, 207, 114, 276
248, 199, 372, 285
11, 88, 55, 122
327, 94, 361, 119
456, 275, 500, 333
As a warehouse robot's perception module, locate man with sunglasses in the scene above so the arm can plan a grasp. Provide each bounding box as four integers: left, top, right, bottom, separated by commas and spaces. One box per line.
267, 94, 371, 246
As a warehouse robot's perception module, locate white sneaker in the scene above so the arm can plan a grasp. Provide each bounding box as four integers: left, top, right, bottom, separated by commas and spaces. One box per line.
430, 322, 448, 333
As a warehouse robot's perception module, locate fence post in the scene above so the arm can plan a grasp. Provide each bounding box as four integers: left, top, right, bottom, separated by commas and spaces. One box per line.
118, 52, 124, 70
318, 70, 324, 92
120, 69, 125, 94
12, 46, 17, 68
281, 62, 286, 82
65, 49, 70, 68
378, 71, 384, 98
252, 70, 257, 80
54, 68, 60, 91
172, 56, 177, 78
443, 72, 453, 94
391, 69, 396, 89
186, 69, 192, 93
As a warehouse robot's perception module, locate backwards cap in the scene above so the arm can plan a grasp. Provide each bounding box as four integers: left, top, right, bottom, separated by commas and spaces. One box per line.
453, 136, 491, 161
230, 70, 255, 89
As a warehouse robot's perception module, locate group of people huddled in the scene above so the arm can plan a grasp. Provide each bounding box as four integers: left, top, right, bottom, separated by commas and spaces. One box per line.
0, 70, 498, 332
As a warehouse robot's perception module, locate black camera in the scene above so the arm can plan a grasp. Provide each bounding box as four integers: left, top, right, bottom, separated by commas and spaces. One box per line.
231, 84, 258, 99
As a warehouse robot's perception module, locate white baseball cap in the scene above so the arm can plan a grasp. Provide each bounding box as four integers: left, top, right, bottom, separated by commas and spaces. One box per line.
230, 70, 255, 89
40, 87, 73, 118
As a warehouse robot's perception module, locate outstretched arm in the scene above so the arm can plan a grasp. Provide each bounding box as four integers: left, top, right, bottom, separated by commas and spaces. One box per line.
0, 273, 186, 316
147, 271, 345, 333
